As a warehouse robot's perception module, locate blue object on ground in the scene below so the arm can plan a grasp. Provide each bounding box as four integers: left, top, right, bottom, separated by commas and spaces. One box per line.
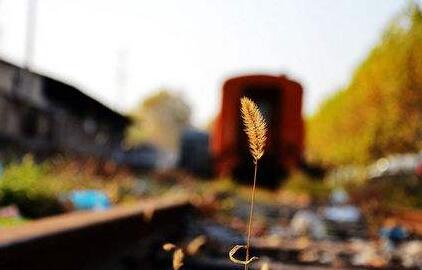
380, 226, 408, 247
69, 190, 110, 211
324, 205, 361, 223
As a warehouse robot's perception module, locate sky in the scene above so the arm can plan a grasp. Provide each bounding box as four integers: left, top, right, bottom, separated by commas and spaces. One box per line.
0, 0, 416, 126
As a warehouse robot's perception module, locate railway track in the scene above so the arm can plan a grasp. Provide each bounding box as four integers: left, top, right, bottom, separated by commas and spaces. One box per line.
0, 195, 420, 270
0, 195, 192, 270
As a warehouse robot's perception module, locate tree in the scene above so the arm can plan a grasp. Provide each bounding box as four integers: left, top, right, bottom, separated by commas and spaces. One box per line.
126, 90, 191, 153
307, 5, 422, 165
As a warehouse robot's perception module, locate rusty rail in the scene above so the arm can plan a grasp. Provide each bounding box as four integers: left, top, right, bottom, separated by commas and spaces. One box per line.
0, 195, 192, 270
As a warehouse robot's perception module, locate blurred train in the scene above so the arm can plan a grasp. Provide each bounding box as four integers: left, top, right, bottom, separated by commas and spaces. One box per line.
179, 74, 306, 187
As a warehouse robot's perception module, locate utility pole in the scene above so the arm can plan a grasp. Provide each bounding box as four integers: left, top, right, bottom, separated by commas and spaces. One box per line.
115, 48, 128, 110
0, 0, 3, 48
11, 0, 37, 97
24, 0, 37, 70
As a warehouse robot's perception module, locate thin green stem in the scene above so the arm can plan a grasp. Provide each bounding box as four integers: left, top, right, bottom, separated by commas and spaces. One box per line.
245, 160, 258, 270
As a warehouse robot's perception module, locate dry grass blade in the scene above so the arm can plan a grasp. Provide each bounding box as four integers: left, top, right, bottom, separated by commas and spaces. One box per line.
162, 243, 176, 251
173, 248, 184, 270
232, 97, 267, 270
240, 97, 267, 163
186, 235, 207, 255
229, 245, 259, 265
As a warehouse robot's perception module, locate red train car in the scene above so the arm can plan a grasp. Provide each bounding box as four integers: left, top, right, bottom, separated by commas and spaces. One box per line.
211, 74, 304, 186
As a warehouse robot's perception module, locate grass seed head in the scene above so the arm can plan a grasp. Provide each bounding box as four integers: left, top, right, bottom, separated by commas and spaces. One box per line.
240, 97, 267, 163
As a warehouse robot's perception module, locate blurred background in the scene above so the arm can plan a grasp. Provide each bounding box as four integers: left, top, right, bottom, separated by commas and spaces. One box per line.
0, 1, 421, 270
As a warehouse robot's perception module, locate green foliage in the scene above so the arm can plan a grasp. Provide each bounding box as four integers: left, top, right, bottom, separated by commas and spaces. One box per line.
308, 5, 422, 165
0, 156, 64, 218
0, 157, 139, 218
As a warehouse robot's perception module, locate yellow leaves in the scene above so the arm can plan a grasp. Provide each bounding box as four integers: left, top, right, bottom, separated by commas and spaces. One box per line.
308, 5, 422, 165
228, 245, 258, 265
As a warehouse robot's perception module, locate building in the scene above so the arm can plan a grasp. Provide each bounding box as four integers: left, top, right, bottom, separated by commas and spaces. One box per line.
0, 59, 131, 160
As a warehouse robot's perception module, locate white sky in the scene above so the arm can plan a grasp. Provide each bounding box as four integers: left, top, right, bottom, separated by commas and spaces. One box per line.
0, 0, 415, 126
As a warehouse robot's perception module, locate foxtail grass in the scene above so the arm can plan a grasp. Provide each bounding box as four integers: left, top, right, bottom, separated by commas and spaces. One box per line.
229, 97, 267, 270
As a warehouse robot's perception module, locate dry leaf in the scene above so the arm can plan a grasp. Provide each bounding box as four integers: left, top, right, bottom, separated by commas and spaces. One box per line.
228, 245, 259, 265
163, 243, 176, 251
186, 235, 207, 255
173, 248, 184, 270
260, 262, 270, 270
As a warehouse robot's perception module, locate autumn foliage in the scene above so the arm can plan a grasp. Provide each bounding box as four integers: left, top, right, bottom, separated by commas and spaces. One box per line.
307, 5, 422, 165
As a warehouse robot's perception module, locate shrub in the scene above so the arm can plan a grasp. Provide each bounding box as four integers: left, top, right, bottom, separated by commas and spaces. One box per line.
0, 156, 64, 218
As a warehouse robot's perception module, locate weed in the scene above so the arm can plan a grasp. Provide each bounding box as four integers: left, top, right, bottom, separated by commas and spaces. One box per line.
229, 97, 267, 270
